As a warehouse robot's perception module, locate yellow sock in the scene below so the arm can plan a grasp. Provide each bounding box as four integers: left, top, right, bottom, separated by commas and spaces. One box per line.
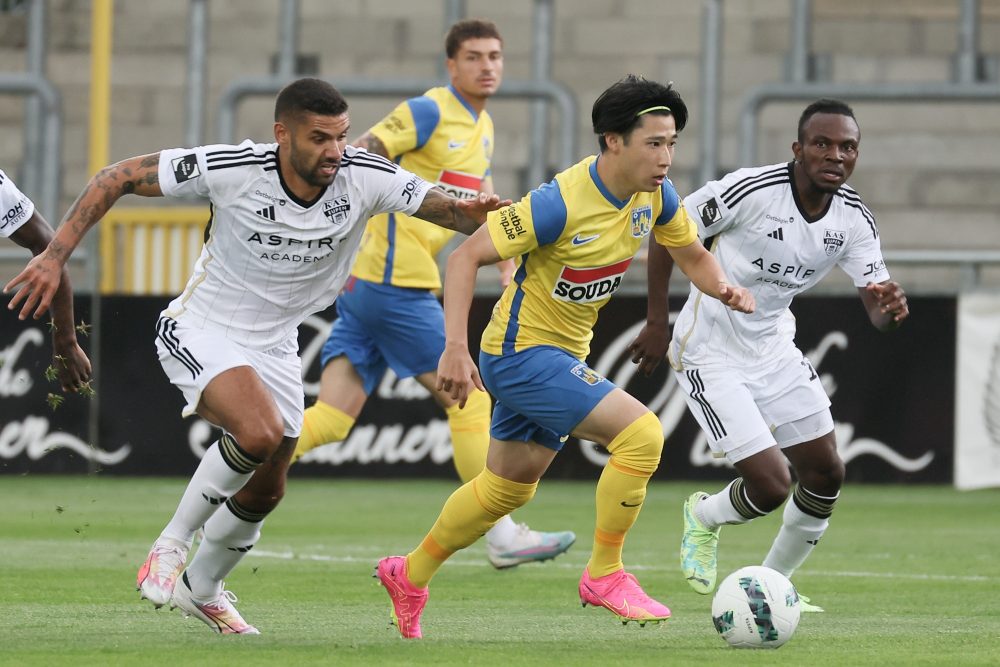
406, 468, 536, 587
588, 412, 663, 577
291, 401, 355, 463
444, 389, 491, 483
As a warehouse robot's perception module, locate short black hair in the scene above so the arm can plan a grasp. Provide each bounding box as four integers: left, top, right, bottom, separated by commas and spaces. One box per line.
274, 78, 348, 123
797, 98, 857, 143
445, 18, 503, 59
592, 75, 688, 152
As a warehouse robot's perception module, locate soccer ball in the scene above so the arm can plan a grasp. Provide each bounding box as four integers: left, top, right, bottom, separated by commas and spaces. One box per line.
711, 566, 800, 649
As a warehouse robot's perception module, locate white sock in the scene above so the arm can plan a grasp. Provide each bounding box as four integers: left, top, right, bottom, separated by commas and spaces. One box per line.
185, 501, 264, 601
485, 514, 518, 547
696, 479, 763, 528
762, 487, 837, 577
161, 439, 258, 545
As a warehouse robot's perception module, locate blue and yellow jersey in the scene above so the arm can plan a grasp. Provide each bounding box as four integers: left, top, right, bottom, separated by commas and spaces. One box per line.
351, 85, 495, 289
481, 155, 698, 360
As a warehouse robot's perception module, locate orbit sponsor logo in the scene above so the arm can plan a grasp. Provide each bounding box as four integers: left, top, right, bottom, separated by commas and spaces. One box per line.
552, 258, 632, 303
436, 170, 481, 201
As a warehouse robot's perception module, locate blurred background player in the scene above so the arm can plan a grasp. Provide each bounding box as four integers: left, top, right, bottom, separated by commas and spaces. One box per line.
291, 19, 575, 569
0, 168, 90, 392
631, 98, 909, 612
374, 75, 756, 639
5, 78, 509, 634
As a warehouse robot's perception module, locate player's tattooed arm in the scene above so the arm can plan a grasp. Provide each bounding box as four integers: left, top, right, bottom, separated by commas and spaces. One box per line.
414, 188, 512, 237
4, 152, 164, 320
51, 152, 163, 263
350, 132, 391, 159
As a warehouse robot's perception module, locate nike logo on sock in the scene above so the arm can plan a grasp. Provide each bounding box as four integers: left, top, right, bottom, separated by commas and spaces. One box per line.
620, 501, 643, 507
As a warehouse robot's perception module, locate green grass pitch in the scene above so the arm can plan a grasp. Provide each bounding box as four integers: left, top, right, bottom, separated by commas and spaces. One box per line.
1, 476, 997, 666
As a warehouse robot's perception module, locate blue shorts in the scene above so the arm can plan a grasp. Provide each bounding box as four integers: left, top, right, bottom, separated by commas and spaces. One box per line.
321, 277, 445, 395
479, 345, 617, 451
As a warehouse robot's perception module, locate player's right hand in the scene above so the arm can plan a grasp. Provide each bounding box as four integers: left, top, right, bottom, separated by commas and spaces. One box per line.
626, 322, 670, 376
719, 283, 755, 314
4, 252, 63, 321
436, 343, 485, 408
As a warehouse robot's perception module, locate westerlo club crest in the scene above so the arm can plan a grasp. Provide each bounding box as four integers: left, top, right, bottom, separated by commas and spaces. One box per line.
823, 229, 845, 256
631, 206, 653, 238
570, 363, 605, 386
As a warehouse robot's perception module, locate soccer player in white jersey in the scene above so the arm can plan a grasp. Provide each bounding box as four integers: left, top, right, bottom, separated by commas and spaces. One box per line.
5, 78, 509, 635
629, 99, 909, 612
1, 168, 90, 391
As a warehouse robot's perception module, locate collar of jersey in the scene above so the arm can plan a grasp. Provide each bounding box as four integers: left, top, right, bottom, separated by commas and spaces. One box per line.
589, 156, 629, 210
275, 147, 326, 209
448, 85, 479, 121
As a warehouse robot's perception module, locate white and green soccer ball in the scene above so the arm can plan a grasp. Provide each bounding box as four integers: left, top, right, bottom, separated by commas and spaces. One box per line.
711, 565, 801, 649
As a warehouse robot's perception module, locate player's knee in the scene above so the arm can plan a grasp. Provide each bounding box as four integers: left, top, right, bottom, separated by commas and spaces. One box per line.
747, 467, 793, 513
234, 417, 285, 457
606, 412, 663, 476
800, 454, 845, 495
476, 467, 537, 517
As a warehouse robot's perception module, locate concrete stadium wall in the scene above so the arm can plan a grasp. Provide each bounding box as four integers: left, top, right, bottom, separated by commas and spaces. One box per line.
1, 0, 999, 292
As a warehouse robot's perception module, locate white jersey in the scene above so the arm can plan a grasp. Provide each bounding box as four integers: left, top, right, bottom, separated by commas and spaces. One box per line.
671, 161, 890, 368
0, 169, 35, 238
158, 140, 432, 350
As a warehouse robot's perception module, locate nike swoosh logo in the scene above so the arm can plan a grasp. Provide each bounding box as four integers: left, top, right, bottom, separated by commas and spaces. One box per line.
447, 140, 466, 149
571, 233, 599, 245
620, 501, 643, 507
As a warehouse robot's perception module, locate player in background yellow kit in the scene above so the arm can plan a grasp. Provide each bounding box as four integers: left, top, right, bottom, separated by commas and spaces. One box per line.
375, 75, 756, 638
292, 20, 575, 569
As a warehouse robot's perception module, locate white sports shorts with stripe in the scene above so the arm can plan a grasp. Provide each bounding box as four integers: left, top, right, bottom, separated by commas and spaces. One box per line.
672, 345, 833, 463
154, 315, 304, 438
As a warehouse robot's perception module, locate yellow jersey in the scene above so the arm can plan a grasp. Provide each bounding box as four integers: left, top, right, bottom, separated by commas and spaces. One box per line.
350, 85, 495, 289
481, 155, 698, 360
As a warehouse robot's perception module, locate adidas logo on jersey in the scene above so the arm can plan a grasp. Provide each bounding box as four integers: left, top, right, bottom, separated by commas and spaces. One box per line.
767, 228, 784, 241
255, 205, 276, 221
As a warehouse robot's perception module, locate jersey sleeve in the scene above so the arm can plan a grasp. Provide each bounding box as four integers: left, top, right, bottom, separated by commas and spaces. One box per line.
369, 96, 441, 159
361, 160, 434, 218
682, 166, 775, 238
0, 169, 36, 238
159, 140, 254, 204
486, 178, 567, 260
838, 208, 890, 286
652, 179, 698, 247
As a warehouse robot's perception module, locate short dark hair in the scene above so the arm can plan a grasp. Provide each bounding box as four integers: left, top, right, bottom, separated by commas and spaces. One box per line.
274, 78, 348, 123
445, 18, 503, 59
797, 98, 857, 143
592, 75, 688, 152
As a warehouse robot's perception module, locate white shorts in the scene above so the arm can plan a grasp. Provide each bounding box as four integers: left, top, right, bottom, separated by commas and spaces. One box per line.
672, 346, 832, 463
154, 315, 304, 437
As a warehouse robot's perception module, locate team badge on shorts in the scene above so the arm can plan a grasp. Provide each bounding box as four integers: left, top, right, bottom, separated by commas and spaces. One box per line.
631, 205, 653, 238
823, 229, 846, 256
570, 363, 605, 386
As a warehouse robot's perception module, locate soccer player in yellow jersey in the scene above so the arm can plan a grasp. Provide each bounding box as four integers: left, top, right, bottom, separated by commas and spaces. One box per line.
292, 20, 575, 568
375, 75, 756, 638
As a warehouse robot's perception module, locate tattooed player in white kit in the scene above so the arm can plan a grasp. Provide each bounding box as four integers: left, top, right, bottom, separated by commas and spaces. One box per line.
629, 99, 909, 612
5, 78, 510, 634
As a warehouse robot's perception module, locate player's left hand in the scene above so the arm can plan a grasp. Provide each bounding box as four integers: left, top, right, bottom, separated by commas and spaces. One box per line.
457, 192, 513, 225
626, 322, 670, 377
866, 280, 909, 324
52, 339, 93, 393
719, 283, 755, 313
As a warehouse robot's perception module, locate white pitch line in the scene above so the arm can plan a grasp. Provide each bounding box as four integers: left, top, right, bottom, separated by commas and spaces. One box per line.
248, 549, 992, 582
